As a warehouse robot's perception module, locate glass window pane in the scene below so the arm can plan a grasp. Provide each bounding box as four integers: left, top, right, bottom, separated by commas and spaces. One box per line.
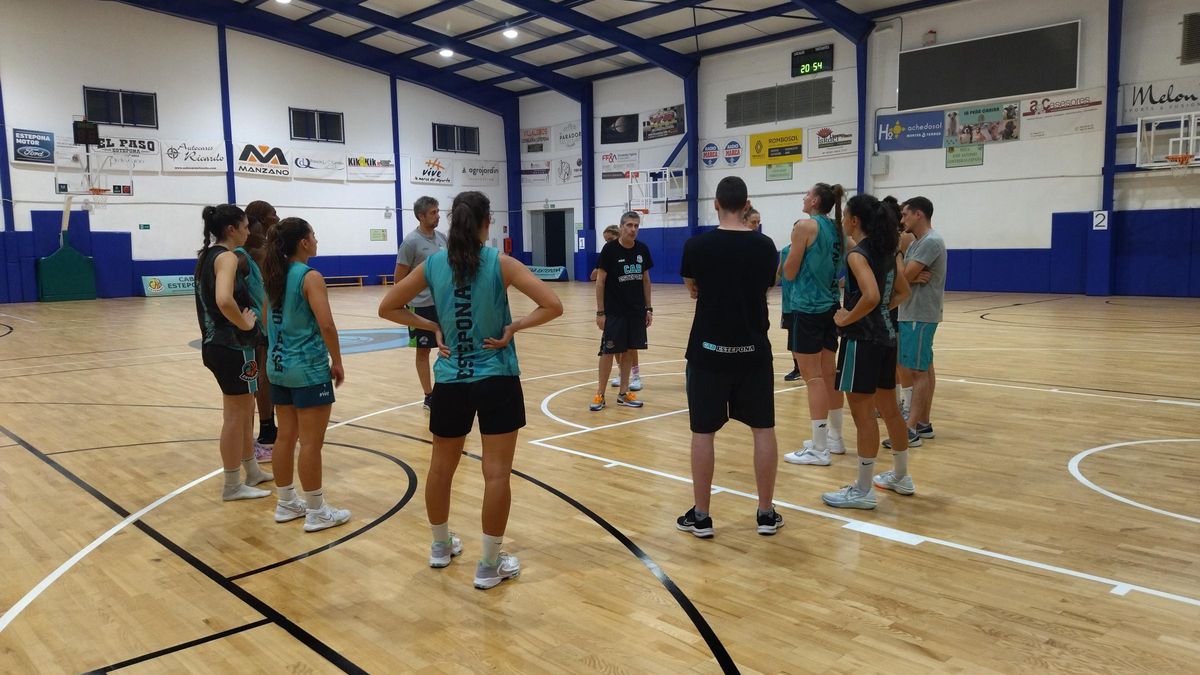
85, 88, 119, 124
291, 109, 315, 140
458, 126, 479, 153
433, 123, 455, 152
318, 112, 343, 143
122, 92, 156, 127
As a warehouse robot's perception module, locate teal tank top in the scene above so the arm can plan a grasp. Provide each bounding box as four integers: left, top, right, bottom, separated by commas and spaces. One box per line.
424, 246, 519, 383
786, 214, 843, 313
780, 244, 796, 313
236, 247, 265, 325
267, 262, 331, 388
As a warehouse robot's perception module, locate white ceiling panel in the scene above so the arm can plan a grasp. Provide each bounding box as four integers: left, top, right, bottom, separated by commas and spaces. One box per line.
360, 0, 432, 19
311, 15, 373, 38
574, 0, 652, 23
411, 49, 474, 68
258, 0, 319, 21
525, 18, 575, 37
555, 60, 633, 79
417, 7, 505, 36
455, 63, 513, 80
514, 43, 594, 65
469, 29, 537, 52
361, 31, 428, 53
496, 78, 540, 92
568, 34, 617, 51
696, 24, 778, 51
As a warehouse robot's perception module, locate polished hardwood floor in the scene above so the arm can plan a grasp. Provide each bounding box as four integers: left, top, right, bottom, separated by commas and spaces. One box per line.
1, 282, 1198, 673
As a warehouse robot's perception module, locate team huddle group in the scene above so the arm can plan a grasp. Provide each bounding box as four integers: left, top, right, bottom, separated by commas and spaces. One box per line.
193, 175, 945, 590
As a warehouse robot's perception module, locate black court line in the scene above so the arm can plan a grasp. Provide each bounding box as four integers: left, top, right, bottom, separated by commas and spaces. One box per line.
0, 425, 366, 675
978, 313, 1200, 332
47, 438, 217, 456
347, 422, 740, 674
964, 296, 1072, 313
82, 619, 271, 673
0, 323, 12, 338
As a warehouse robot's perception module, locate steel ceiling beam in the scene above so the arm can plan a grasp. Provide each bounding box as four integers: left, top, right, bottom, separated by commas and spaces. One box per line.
398, 0, 592, 61
789, 1, 873, 43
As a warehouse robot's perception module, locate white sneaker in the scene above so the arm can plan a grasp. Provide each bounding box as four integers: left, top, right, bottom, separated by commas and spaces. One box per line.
629, 374, 643, 391
800, 437, 846, 455
430, 533, 464, 568
474, 552, 521, 589
609, 376, 620, 387
222, 483, 271, 501
873, 471, 916, 495
784, 447, 831, 466
274, 499, 306, 523
822, 484, 877, 509
303, 503, 351, 532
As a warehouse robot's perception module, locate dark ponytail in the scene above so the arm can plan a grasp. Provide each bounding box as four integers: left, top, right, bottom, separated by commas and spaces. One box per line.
244, 200, 277, 253
196, 204, 246, 277
881, 195, 903, 234
845, 194, 900, 289
812, 182, 846, 264
262, 217, 312, 308
447, 191, 490, 287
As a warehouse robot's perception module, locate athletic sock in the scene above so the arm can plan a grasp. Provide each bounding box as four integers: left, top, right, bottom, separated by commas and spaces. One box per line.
481, 534, 504, 566
892, 451, 909, 478
812, 419, 829, 452
901, 387, 913, 410
828, 409, 844, 441
632, 365, 640, 376
856, 458, 876, 493
222, 469, 241, 489
303, 489, 325, 510
277, 485, 297, 502
431, 521, 450, 544
693, 508, 709, 522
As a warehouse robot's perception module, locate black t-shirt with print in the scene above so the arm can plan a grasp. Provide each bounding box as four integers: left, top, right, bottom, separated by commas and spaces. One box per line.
597, 239, 653, 315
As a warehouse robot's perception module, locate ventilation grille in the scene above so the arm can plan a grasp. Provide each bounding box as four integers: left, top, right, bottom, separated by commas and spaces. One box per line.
1184, 13, 1200, 65
726, 77, 833, 129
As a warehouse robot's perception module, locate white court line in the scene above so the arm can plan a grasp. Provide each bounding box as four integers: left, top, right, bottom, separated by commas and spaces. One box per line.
1068, 439, 1200, 525
531, 374, 1200, 609
0, 312, 37, 324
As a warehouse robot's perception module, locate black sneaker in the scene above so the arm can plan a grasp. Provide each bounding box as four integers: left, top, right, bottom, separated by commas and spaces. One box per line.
756, 509, 784, 535
257, 422, 277, 445
675, 507, 714, 538
423, 393, 433, 412
783, 369, 801, 382
882, 427, 923, 449
913, 422, 935, 439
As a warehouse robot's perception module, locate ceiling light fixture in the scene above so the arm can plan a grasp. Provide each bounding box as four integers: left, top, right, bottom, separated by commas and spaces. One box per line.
438, 48, 454, 58
503, 28, 519, 39
275, 0, 292, 4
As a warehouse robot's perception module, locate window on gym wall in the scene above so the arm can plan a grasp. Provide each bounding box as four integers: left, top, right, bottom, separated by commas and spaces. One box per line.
83, 87, 158, 128
725, 77, 833, 128
1183, 13, 1200, 65
291, 108, 344, 143
432, 123, 480, 154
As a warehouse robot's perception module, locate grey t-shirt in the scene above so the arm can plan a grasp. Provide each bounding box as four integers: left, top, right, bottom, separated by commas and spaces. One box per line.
396, 228, 448, 306
898, 229, 947, 323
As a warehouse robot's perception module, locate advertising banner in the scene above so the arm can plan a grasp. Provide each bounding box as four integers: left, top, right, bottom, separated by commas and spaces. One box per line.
554, 121, 582, 151
410, 157, 450, 185
521, 126, 550, 153
554, 155, 583, 185
160, 140, 226, 173
875, 111, 944, 151
520, 160, 551, 185
456, 159, 501, 186
806, 121, 858, 160
289, 148, 346, 181
600, 150, 639, 180
749, 128, 802, 166
12, 129, 55, 164
700, 137, 745, 169
945, 144, 984, 168
600, 114, 638, 144
142, 275, 194, 297
1120, 76, 1200, 125
94, 137, 160, 172
642, 104, 685, 142
236, 143, 291, 177
347, 153, 396, 181
943, 101, 1020, 147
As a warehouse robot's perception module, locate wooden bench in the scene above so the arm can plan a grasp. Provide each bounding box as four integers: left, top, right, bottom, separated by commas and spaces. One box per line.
324, 275, 365, 287
378, 273, 395, 286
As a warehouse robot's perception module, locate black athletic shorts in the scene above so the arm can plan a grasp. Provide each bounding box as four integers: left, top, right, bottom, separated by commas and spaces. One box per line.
685, 363, 775, 434
836, 338, 897, 394
789, 308, 838, 354
202, 343, 259, 396
411, 304, 440, 349
781, 311, 793, 331
429, 375, 526, 438
598, 311, 648, 355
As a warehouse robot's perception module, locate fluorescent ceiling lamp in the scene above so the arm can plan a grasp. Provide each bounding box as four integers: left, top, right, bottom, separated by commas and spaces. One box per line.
503, 28, 519, 39
438, 48, 454, 58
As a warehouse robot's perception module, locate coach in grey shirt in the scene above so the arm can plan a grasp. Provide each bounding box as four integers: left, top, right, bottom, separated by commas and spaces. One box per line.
395, 196, 448, 410
895, 196, 946, 446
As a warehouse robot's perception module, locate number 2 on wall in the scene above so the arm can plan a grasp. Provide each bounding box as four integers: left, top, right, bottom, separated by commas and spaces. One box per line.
1092, 211, 1109, 231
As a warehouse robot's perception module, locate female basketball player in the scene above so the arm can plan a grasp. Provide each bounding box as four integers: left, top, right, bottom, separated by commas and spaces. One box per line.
242, 200, 278, 461
378, 191, 563, 589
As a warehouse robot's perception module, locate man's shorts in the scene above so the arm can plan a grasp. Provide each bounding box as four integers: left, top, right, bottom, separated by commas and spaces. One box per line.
898, 321, 937, 371
271, 381, 336, 408
202, 344, 259, 396
685, 363, 775, 434
836, 338, 897, 395
789, 307, 838, 354
430, 376, 526, 438
598, 312, 648, 355
411, 304, 440, 349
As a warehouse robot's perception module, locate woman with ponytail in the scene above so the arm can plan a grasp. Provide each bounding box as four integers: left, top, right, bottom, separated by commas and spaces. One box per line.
243, 200, 280, 460
821, 194, 913, 510
194, 204, 274, 502
781, 182, 848, 466
259, 217, 350, 533
378, 191, 563, 590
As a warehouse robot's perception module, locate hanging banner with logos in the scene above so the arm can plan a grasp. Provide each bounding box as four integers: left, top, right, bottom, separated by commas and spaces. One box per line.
600, 114, 638, 144
1021, 88, 1105, 139
235, 143, 291, 177
766, 163, 793, 181
521, 126, 550, 154
700, 137, 745, 170
876, 111, 944, 151
554, 120, 582, 151
600, 150, 639, 179
1120, 76, 1200, 125
142, 274, 195, 297
347, 153, 396, 181
289, 148, 346, 181
160, 140, 226, 173
528, 266, 567, 280
749, 128, 802, 166
945, 144, 984, 168
94, 137, 160, 172
520, 159, 551, 185
12, 129, 55, 164
553, 155, 583, 185
409, 157, 450, 185
943, 101, 1020, 147
456, 159, 501, 187
805, 121, 858, 160
642, 104, 685, 142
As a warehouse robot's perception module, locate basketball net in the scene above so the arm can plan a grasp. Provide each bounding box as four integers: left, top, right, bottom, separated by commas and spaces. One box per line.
1165, 153, 1194, 177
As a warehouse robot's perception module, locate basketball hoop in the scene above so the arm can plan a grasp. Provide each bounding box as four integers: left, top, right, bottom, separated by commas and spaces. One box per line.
632, 208, 650, 215
88, 187, 107, 195
1165, 153, 1194, 176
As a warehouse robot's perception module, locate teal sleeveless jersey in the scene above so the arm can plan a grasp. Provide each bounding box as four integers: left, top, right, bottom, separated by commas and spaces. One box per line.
424, 246, 519, 383
267, 262, 331, 388
780, 244, 796, 313
236, 247, 265, 325
786, 214, 842, 313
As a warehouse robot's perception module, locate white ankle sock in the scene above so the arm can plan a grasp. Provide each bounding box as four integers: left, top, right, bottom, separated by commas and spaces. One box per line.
828, 410, 844, 440
303, 489, 325, 510
277, 485, 296, 502
222, 469, 241, 488
811, 420, 829, 452
892, 451, 909, 478
481, 534, 504, 566
856, 458, 875, 492
431, 522, 449, 544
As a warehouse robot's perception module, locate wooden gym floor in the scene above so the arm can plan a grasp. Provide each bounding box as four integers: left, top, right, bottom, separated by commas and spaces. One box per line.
0, 283, 1197, 673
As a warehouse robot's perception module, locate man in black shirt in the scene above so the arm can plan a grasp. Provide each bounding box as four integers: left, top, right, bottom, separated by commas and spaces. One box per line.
589, 211, 653, 411
676, 176, 783, 538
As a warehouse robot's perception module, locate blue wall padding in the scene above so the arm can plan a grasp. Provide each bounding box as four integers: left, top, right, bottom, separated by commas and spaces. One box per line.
0, 235, 8, 304
1191, 210, 1200, 297
91, 232, 134, 298
307, 254, 395, 283
1050, 212, 1089, 294
1112, 209, 1192, 297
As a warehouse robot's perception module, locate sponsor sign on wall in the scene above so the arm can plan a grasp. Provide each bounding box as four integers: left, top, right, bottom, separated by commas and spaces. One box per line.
749, 128, 803, 166
700, 137, 745, 169
876, 111, 944, 151
805, 121, 858, 160
554, 121, 582, 151
1120, 76, 1200, 125
94, 137, 159, 172
236, 143, 291, 177
142, 275, 195, 297
410, 157, 451, 185
346, 153, 396, 181
943, 101, 1020, 147
600, 114, 638, 144
521, 126, 550, 153
12, 129, 55, 164
289, 149, 346, 181
520, 160, 551, 185
1021, 88, 1105, 139
642, 104, 685, 142
161, 140, 226, 173
945, 144, 984, 168
456, 159, 501, 187
600, 150, 639, 179
554, 155, 584, 185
